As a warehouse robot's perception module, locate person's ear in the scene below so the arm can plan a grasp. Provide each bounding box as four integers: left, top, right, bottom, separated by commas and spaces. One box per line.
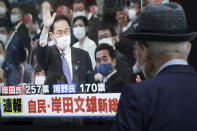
187, 42, 192, 56
111, 58, 116, 67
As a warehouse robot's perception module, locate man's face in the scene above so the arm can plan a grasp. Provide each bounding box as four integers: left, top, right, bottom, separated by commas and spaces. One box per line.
96, 49, 116, 67
98, 29, 116, 46
147, 0, 163, 5
73, 2, 85, 12
51, 20, 71, 51
11, 8, 22, 21
53, 20, 70, 38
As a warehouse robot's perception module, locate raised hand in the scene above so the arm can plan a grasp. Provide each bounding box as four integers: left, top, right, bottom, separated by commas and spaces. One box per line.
42, 6, 56, 29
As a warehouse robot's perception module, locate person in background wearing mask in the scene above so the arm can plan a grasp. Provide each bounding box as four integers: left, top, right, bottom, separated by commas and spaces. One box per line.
95, 44, 125, 93
0, 0, 12, 28
9, 7, 31, 50
34, 66, 46, 85
2, 7, 31, 85
72, 0, 99, 44
36, 7, 94, 91
96, 23, 133, 83
72, 16, 97, 68
115, 0, 143, 82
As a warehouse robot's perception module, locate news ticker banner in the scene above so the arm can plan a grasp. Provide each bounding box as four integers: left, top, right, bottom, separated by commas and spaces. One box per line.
0, 83, 106, 95
1, 93, 120, 118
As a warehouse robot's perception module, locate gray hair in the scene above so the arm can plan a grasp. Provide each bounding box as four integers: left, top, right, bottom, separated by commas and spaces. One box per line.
142, 41, 190, 60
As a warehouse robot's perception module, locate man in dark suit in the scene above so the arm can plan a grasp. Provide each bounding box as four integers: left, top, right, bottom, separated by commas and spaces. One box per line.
95, 44, 125, 93
36, 6, 93, 92
8, 7, 31, 51
112, 2, 197, 131
97, 23, 133, 84
2, 7, 31, 85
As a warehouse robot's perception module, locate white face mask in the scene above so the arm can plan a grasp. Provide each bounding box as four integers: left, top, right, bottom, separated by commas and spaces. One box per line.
73, 26, 86, 40
98, 37, 114, 47
0, 7, 6, 15
73, 11, 86, 18
0, 34, 7, 45
128, 9, 137, 22
35, 76, 46, 85
56, 35, 71, 51
0, 54, 5, 66
10, 14, 20, 24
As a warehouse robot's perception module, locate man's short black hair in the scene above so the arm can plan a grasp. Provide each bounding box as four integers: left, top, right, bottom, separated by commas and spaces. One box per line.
73, 16, 88, 27
129, 0, 141, 8
95, 43, 115, 60
98, 22, 117, 37
51, 14, 71, 32
73, 0, 89, 11
35, 66, 44, 74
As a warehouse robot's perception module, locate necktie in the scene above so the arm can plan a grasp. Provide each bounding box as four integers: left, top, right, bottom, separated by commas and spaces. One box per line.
61, 53, 72, 84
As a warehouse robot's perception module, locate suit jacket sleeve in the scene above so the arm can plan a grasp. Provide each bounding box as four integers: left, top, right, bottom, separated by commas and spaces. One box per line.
116, 51, 133, 83
112, 84, 146, 131
36, 45, 50, 70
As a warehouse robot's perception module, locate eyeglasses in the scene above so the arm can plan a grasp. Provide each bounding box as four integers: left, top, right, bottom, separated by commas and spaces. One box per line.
98, 35, 112, 40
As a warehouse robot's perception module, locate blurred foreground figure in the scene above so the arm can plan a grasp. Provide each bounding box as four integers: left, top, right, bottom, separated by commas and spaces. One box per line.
112, 2, 197, 131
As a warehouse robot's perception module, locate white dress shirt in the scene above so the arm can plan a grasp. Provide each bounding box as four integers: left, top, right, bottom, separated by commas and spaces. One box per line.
102, 70, 117, 83
73, 36, 96, 68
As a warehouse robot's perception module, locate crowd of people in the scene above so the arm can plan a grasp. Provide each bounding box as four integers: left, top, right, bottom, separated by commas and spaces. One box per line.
0, 0, 152, 92
1, 0, 197, 130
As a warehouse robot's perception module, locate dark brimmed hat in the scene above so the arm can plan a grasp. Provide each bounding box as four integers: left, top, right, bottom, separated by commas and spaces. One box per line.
125, 2, 197, 41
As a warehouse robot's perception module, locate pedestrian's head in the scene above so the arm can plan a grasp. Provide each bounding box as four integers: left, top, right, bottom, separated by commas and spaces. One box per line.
73, 16, 88, 40
95, 44, 116, 76
126, 2, 197, 78
49, 14, 71, 51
